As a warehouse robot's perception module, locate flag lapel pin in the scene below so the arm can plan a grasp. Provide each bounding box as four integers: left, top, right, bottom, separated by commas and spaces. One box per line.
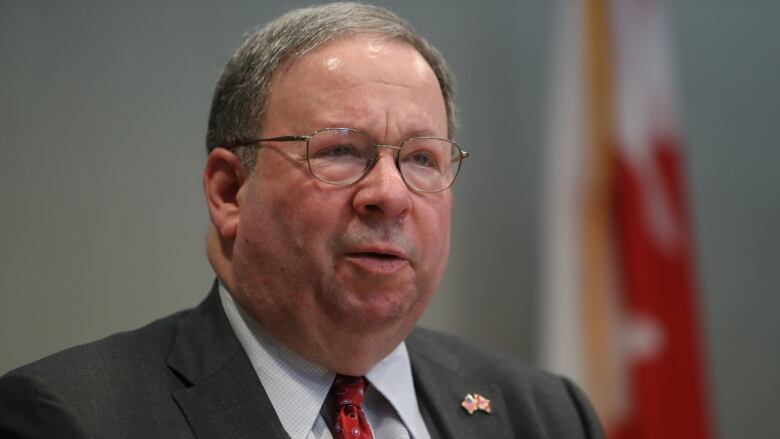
461, 393, 492, 415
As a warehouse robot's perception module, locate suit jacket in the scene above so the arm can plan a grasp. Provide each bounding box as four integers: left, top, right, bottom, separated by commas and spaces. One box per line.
0, 283, 604, 438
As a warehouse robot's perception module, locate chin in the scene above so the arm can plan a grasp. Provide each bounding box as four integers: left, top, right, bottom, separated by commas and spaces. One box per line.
327, 286, 421, 332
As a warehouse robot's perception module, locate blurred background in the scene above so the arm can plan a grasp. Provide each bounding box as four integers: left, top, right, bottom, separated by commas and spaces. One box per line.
0, 1, 777, 437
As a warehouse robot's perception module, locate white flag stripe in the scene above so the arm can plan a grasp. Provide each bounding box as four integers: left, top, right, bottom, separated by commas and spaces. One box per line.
612, 0, 682, 251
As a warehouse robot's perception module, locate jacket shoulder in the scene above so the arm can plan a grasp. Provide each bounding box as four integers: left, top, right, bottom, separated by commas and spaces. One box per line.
407, 327, 605, 438
0, 307, 194, 437
8, 307, 190, 380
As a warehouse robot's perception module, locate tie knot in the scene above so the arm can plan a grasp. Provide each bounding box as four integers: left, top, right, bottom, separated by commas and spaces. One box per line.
331, 375, 367, 408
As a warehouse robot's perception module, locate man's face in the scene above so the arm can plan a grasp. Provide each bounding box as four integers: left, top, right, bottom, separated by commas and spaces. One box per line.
231, 34, 451, 362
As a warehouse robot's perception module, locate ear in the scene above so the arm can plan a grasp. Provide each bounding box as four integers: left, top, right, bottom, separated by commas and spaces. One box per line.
203, 148, 249, 240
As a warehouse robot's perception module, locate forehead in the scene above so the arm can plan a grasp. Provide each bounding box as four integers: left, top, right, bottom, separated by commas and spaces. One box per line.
294, 35, 435, 86
263, 34, 447, 138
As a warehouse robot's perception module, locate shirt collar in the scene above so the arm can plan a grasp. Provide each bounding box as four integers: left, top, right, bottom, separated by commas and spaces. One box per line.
366, 343, 431, 439
218, 281, 430, 439
219, 283, 333, 439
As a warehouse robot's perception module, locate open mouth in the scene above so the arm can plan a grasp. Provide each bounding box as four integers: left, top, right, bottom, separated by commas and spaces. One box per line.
350, 252, 401, 260
345, 251, 406, 273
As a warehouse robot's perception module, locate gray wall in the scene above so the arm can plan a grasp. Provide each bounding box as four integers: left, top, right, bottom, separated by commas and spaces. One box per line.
0, 1, 777, 437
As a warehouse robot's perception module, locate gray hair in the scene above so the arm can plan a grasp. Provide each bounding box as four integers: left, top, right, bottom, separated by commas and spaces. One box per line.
205, 2, 456, 167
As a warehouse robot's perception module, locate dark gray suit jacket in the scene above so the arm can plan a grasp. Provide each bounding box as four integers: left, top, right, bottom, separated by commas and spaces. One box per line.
0, 283, 604, 438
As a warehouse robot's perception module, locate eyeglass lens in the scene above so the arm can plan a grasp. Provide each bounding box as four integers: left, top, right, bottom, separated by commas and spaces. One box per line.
306, 128, 462, 192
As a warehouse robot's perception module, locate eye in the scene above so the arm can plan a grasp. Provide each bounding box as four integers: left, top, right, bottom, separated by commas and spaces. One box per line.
404, 150, 438, 168
314, 143, 362, 159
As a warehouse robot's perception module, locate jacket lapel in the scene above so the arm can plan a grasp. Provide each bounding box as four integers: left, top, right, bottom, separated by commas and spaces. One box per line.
167, 282, 288, 439
407, 330, 514, 439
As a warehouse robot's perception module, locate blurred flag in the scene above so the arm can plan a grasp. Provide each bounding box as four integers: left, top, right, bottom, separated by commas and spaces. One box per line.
539, 1, 712, 438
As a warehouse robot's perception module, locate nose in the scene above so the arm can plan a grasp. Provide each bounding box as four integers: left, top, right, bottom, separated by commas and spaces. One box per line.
352, 149, 412, 220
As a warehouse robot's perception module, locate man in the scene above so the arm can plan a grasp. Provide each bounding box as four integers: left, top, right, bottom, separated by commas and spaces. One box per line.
0, 3, 604, 438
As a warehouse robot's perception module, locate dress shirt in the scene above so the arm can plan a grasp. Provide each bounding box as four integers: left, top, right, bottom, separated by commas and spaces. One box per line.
218, 283, 431, 439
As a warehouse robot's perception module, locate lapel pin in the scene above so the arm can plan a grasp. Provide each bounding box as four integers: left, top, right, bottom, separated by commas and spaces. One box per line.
461, 393, 492, 415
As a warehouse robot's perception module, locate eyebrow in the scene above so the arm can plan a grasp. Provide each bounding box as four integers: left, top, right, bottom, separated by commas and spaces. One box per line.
406, 129, 439, 138
308, 119, 444, 140
359, 127, 444, 140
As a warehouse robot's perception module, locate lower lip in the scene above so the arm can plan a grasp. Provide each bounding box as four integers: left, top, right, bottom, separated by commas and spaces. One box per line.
344, 254, 408, 274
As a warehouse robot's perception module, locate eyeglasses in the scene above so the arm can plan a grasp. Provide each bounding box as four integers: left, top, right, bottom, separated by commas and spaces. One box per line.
225, 127, 469, 193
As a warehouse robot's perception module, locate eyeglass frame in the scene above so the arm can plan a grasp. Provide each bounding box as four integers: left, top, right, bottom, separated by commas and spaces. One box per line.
222, 127, 469, 193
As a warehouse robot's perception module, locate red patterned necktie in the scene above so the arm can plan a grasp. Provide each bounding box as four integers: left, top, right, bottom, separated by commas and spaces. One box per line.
330, 375, 374, 439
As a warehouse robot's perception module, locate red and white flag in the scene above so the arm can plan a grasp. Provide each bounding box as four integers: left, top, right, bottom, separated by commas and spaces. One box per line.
540, 1, 712, 438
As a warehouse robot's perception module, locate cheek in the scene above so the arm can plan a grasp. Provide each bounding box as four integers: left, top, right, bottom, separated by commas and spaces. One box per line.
237, 182, 303, 265
234, 188, 335, 303
264, 184, 351, 263
435, 220, 452, 274
418, 197, 452, 271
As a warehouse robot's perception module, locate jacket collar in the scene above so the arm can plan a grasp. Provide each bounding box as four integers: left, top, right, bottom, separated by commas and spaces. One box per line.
407, 329, 514, 439
166, 282, 515, 439
166, 281, 289, 438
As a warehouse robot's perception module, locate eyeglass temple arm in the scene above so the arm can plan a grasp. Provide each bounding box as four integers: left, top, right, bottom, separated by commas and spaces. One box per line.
226, 135, 311, 149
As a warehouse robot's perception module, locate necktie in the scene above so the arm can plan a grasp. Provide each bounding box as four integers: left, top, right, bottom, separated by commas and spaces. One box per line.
330, 375, 374, 439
